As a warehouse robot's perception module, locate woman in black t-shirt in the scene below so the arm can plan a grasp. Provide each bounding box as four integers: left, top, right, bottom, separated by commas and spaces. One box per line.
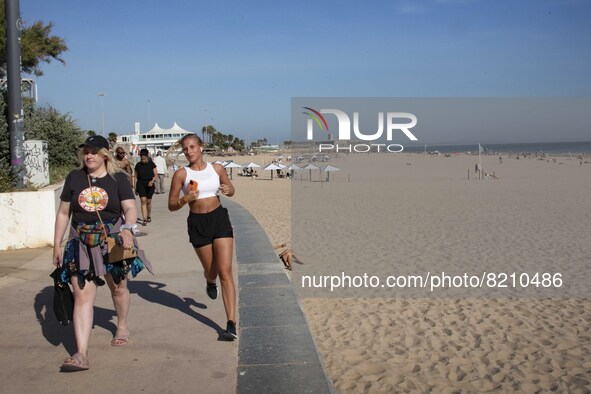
134, 149, 158, 225
53, 136, 153, 371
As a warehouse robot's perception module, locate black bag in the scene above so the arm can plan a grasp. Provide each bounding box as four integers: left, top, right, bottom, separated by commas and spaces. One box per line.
50, 268, 74, 326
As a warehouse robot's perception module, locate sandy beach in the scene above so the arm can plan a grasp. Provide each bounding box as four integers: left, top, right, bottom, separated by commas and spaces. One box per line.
209, 152, 591, 393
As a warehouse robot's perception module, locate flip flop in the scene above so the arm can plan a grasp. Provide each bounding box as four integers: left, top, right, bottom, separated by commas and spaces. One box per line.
61, 353, 89, 371
146, 217, 152, 223
111, 329, 130, 347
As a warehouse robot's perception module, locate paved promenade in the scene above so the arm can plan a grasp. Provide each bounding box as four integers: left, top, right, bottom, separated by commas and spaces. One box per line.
0, 188, 332, 393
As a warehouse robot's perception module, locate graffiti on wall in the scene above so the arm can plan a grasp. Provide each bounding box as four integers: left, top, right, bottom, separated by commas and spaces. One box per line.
24, 140, 49, 187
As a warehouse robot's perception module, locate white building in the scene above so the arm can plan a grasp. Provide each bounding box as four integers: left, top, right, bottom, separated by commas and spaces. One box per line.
117, 122, 193, 155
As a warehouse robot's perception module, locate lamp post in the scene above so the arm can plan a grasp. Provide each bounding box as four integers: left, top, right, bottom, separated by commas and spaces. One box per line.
147, 99, 151, 131
98, 92, 106, 136
203, 108, 208, 144
6, 0, 26, 186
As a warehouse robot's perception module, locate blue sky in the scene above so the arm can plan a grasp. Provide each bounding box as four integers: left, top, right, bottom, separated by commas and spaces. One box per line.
21, 0, 591, 144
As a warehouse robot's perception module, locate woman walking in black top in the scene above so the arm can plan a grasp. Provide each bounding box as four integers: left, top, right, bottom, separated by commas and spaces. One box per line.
135, 149, 158, 225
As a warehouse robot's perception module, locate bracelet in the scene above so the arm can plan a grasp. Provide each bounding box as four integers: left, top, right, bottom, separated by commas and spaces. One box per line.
121, 223, 138, 234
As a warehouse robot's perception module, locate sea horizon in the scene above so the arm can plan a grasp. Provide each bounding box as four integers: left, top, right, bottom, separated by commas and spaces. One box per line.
401, 141, 591, 155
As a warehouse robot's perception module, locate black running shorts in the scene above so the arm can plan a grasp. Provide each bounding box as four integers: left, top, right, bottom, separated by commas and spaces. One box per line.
136, 180, 155, 198
187, 205, 234, 248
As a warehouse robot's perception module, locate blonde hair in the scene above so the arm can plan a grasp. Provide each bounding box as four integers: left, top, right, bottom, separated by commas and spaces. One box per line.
180, 133, 204, 146
78, 147, 124, 177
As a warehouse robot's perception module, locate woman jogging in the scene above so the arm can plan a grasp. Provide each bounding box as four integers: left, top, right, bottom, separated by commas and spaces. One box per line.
168, 134, 237, 341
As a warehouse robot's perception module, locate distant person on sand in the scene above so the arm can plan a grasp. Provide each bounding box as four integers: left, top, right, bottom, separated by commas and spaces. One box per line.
135, 149, 157, 225
168, 134, 238, 341
273, 243, 303, 270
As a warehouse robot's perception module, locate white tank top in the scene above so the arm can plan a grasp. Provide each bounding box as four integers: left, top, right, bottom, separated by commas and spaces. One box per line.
182, 163, 220, 199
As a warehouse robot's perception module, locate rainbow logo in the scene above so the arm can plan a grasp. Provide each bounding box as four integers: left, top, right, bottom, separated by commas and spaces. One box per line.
302, 107, 329, 131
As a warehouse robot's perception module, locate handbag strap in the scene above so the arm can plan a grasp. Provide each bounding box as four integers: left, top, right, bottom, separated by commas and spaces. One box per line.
87, 174, 109, 241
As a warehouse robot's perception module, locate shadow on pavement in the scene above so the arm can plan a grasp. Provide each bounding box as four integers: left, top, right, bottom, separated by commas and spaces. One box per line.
34, 286, 119, 355
128, 280, 224, 336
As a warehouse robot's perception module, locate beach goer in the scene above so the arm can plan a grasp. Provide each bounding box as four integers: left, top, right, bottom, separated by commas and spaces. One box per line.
53, 135, 152, 371
114, 147, 134, 186
273, 243, 302, 270
135, 149, 157, 225
168, 134, 238, 341
153, 151, 168, 194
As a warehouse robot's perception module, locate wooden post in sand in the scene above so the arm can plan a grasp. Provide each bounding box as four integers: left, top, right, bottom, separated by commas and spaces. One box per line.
468, 169, 470, 179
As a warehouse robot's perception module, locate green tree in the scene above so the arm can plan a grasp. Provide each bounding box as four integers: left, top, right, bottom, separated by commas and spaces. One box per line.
23, 100, 84, 174
108, 132, 117, 146
231, 137, 245, 152
87, 130, 96, 137
0, 1, 68, 78
201, 125, 217, 145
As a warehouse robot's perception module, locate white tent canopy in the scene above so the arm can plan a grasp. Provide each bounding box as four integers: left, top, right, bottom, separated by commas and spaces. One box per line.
146, 123, 166, 134
146, 122, 192, 135
169, 122, 191, 133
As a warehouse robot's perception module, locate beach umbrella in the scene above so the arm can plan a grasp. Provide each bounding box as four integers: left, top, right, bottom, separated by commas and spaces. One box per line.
321, 164, 340, 181
285, 164, 303, 180
223, 162, 243, 180
263, 163, 283, 180
213, 160, 223, 164
285, 164, 303, 171
242, 162, 261, 178
303, 163, 319, 181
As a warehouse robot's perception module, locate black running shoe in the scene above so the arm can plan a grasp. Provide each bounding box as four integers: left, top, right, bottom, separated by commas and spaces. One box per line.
206, 281, 218, 300
221, 320, 237, 341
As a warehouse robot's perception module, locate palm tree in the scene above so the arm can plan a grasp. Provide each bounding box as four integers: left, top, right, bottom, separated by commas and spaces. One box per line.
108, 132, 118, 146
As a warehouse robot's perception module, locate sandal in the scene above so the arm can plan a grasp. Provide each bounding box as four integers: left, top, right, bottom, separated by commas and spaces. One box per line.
111, 329, 130, 347
61, 352, 89, 371
146, 217, 152, 223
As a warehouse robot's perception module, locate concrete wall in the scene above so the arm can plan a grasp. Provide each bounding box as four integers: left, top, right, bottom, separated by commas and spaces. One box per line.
0, 183, 63, 250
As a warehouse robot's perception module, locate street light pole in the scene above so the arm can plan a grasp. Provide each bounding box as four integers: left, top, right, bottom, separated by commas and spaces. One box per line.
203, 108, 208, 145
98, 92, 106, 136
147, 99, 151, 131
6, 0, 26, 187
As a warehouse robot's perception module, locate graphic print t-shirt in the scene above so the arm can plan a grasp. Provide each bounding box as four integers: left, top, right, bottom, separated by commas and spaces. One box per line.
60, 169, 134, 223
